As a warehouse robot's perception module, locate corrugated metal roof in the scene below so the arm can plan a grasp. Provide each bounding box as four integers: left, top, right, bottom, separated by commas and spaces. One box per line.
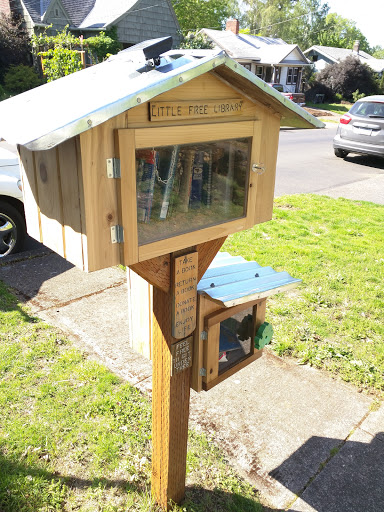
0, 39, 324, 150
198, 252, 301, 308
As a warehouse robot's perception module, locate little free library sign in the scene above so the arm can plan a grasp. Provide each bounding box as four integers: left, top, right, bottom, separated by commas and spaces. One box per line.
172, 252, 198, 339
150, 99, 244, 121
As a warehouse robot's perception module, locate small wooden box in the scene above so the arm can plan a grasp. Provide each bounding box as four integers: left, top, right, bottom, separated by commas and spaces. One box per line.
19, 72, 280, 272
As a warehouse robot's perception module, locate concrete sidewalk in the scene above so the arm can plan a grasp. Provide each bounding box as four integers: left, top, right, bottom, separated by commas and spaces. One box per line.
1, 249, 383, 511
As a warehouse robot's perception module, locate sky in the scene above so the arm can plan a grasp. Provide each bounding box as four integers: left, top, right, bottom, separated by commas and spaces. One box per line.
324, 0, 383, 49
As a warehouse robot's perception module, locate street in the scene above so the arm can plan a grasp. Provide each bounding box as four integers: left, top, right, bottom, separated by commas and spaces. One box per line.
276, 124, 384, 200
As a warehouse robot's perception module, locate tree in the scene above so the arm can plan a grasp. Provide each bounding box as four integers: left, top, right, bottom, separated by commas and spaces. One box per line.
317, 55, 378, 101
243, 0, 329, 49
372, 46, 384, 59
32, 26, 83, 82
317, 13, 371, 53
180, 31, 213, 49
171, 0, 239, 34
0, 12, 31, 81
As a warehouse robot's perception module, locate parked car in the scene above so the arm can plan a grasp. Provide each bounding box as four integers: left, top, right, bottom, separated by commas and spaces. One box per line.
0, 146, 26, 257
333, 96, 384, 158
267, 83, 306, 106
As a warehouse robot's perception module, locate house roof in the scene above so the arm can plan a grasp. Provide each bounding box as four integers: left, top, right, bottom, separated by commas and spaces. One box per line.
61, 0, 96, 27
78, 0, 136, 29
304, 45, 371, 62
304, 45, 384, 72
21, 0, 140, 29
201, 29, 309, 66
0, 38, 324, 151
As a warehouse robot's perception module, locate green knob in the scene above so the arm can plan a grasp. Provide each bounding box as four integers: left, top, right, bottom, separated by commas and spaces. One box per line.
254, 322, 273, 349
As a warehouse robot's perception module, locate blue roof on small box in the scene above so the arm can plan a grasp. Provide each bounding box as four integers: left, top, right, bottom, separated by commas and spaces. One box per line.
198, 252, 301, 308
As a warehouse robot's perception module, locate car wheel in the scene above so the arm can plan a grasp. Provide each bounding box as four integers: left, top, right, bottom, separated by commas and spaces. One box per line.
334, 148, 349, 158
0, 201, 26, 257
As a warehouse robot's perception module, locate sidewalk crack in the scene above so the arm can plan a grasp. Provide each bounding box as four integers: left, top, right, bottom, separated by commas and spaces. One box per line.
285, 407, 373, 510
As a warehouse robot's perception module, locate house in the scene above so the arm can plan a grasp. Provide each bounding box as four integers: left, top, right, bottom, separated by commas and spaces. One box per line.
1, 0, 181, 47
200, 20, 310, 93
304, 42, 384, 74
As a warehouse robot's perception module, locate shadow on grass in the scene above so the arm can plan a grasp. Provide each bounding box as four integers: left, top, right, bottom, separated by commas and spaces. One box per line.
0, 454, 141, 512
0, 454, 283, 512
0, 279, 37, 323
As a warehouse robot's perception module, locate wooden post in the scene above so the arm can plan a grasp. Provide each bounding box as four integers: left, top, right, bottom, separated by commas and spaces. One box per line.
152, 284, 192, 509
133, 239, 226, 509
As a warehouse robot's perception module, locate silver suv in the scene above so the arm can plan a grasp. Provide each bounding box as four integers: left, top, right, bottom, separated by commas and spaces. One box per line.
333, 95, 384, 158
0, 146, 26, 257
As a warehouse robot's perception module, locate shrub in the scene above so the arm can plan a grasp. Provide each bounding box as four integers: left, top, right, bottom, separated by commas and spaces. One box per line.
3, 64, 42, 94
305, 80, 335, 103
317, 56, 378, 101
84, 27, 121, 63
352, 89, 365, 102
335, 93, 343, 102
39, 47, 82, 82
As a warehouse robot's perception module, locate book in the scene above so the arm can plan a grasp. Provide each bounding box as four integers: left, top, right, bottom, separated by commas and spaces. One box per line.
137, 149, 157, 223
159, 145, 180, 220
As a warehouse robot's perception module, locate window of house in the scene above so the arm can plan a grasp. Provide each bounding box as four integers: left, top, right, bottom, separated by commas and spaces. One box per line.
55, 8, 59, 16
242, 63, 251, 71
287, 67, 300, 85
255, 66, 263, 79
274, 67, 281, 83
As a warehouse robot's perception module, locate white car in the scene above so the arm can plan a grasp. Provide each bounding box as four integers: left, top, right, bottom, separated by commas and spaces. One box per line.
0, 146, 26, 257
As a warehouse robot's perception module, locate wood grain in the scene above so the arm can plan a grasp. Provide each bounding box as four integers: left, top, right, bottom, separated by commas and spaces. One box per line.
172, 252, 198, 339
80, 118, 123, 271
129, 254, 171, 293
34, 147, 65, 257
18, 146, 41, 243
196, 237, 227, 281
117, 129, 139, 265
134, 121, 253, 148
152, 285, 191, 509
58, 138, 84, 269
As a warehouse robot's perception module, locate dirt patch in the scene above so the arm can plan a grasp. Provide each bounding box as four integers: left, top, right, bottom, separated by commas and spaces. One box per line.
304, 107, 335, 117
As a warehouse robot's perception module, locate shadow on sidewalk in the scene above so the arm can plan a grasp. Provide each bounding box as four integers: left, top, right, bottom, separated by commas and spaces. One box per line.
269, 433, 384, 512
343, 153, 384, 171
0, 250, 75, 303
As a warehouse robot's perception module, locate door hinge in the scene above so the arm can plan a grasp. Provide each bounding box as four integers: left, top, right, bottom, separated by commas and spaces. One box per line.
107, 158, 121, 178
111, 225, 124, 244
199, 368, 207, 377
200, 331, 208, 341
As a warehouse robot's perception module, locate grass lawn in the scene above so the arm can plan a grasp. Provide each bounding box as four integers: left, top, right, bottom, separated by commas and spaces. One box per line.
0, 283, 262, 511
306, 102, 352, 114
224, 194, 384, 398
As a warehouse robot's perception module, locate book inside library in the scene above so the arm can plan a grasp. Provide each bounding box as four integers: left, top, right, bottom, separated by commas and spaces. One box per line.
136, 137, 251, 244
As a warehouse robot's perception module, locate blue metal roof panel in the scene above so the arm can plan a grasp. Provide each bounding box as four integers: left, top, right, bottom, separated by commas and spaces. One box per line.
199, 252, 301, 307
199, 262, 265, 286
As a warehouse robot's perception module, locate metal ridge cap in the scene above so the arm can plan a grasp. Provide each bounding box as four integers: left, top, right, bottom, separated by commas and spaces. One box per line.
22, 53, 228, 151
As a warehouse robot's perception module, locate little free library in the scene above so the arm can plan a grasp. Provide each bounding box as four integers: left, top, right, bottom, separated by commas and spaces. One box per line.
0, 37, 323, 510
